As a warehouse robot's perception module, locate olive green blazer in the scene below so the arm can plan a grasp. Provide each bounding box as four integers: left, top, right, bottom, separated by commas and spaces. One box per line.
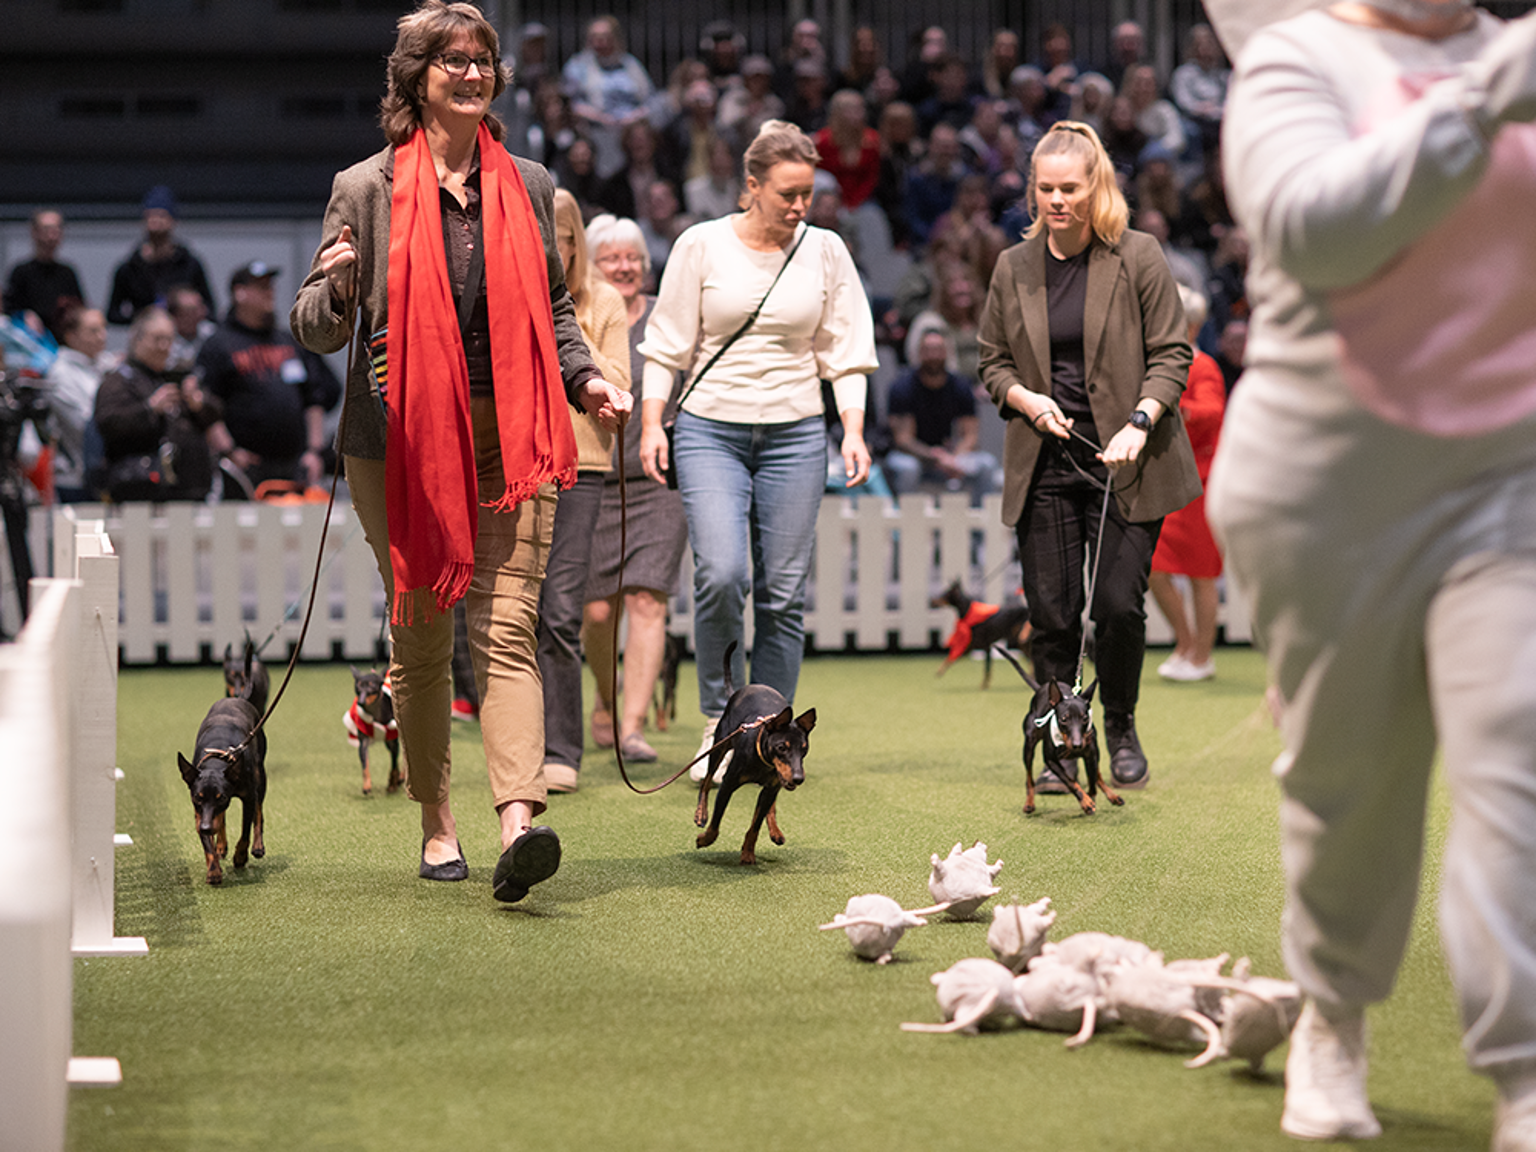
978, 228, 1201, 526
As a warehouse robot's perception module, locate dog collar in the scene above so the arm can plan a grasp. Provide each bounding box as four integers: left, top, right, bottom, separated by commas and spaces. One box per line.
1033, 710, 1065, 749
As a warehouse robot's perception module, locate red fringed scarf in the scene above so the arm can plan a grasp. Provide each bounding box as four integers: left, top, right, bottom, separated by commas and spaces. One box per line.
385, 122, 577, 624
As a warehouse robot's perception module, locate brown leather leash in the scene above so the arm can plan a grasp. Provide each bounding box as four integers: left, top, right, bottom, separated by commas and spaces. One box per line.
605, 411, 748, 794
220, 266, 364, 763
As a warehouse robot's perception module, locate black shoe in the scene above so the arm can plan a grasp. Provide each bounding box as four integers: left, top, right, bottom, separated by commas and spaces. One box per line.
419, 839, 468, 882
493, 825, 562, 903
1035, 763, 1077, 794
1103, 711, 1149, 788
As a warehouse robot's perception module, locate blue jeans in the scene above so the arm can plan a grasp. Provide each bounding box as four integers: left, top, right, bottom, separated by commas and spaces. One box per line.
673, 410, 826, 716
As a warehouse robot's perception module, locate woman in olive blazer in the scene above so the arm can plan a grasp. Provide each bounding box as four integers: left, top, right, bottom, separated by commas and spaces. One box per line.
978, 121, 1200, 788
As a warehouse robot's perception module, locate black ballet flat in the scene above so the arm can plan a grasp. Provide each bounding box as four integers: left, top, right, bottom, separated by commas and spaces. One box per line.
419, 839, 468, 882
492, 826, 561, 903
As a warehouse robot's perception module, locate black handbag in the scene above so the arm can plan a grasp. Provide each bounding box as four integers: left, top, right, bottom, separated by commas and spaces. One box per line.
661, 228, 807, 490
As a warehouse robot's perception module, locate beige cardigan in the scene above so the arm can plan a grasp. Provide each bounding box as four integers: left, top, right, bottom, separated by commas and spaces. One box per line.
572, 277, 630, 472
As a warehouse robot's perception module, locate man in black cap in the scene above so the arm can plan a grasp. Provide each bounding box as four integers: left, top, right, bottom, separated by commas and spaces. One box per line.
196, 262, 340, 494
107, 185, 215, 325
702, 21, 744, 91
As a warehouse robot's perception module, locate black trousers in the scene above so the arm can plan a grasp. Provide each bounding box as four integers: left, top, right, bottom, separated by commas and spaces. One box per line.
1016, 454, 1160, 717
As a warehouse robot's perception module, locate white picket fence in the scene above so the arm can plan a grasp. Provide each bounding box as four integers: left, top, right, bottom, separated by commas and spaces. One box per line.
11, 494, 1250, 666
0, 516, 143, 1152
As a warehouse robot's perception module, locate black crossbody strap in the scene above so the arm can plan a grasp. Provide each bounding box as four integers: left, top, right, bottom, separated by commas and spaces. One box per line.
675, 226, 808, 410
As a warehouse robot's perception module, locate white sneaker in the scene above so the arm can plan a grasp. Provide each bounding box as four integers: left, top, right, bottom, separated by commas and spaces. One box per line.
690, 716, 730, 783
1165, 656, 1216, 682
1495, 1085, 1536, 1152
1281, 1001, 1381, 1141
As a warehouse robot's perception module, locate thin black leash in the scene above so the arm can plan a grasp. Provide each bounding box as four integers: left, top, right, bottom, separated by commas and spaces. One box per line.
221, 265, 365, 763
607, 413, 748, 795
1029, 413, 1138, 694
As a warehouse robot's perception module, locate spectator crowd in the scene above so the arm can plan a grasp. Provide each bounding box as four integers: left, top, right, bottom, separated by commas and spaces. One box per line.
1, 13, 1241, 520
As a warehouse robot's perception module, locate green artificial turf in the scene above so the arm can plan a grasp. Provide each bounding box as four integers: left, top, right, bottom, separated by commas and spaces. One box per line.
68, 649, 1492, 1151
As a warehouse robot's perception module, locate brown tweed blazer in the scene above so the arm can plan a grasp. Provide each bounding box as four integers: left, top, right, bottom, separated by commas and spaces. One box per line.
978, 228, 1201, 526
290, 143, 598, 460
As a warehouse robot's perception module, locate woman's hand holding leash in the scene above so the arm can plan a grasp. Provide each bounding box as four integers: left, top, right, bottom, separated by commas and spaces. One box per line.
1099, 425, 1147, 471
1099, 400, 1165, 472
577, 377, 632, 433
1009, 384, 1073, 440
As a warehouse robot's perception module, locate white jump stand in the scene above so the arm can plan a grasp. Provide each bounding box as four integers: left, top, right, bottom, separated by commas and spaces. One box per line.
55, 513, 146, 958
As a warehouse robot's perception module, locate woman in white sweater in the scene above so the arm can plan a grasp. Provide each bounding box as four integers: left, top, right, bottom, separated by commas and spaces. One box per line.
638, 120, 877, 763
1208, 1, 1536, 1144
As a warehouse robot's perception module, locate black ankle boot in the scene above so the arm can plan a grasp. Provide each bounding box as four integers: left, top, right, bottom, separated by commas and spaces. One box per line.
1103, 710, 1149, 788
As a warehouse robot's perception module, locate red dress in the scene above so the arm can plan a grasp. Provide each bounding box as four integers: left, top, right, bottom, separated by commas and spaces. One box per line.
1151, 350, 1225, 578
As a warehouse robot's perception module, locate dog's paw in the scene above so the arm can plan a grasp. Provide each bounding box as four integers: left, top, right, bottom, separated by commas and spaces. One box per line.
251, 846, 265, 858
1108, 795, 1125, 807
1023, 802, 1036, 815
739, 850, 758, 865
695, 828, 718, 849
769, 829, 785, 846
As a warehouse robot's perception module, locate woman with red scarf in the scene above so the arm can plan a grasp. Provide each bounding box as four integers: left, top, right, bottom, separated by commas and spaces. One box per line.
293, 0, 628, 903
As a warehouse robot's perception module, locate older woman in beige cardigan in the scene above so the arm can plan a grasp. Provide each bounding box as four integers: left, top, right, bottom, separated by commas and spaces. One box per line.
537, 188, 630, 795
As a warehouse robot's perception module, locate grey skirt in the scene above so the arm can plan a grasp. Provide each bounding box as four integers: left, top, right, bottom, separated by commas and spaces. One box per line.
583, 473, 690, 601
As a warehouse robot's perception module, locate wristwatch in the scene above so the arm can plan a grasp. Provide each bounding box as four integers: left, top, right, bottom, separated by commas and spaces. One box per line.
1127, 410, 1153, 433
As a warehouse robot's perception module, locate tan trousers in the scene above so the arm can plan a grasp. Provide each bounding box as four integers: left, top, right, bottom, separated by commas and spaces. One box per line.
346, 397, 557, 814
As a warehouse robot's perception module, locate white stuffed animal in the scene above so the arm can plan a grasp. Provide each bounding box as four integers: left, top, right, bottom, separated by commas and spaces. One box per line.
926, 841, 1003, 919
1215, 959, 1303, 1072
901, 958, 1022, 1034
987, 897, 1057, 973
819, 894, 930, 965
1099, 954, 1231, 1068
1013, 957, 1102, 1047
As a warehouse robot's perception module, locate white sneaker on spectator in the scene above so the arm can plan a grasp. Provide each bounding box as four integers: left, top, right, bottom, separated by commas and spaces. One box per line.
1164, 656, 1216, 682
690, 716, 729, 783
1495, 1080, 1536, 1152
1281, 1001, 1381, 1141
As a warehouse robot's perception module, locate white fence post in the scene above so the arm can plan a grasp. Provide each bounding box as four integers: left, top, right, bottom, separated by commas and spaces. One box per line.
0, 579, 86, 1152
55, 511, 147, 958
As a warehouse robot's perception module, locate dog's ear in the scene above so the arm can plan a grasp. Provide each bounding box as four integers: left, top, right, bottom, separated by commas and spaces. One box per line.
794, 707, 816, 734
1082, 678, 1098, 704
178, 752, 197, 785
766, 706, 793, 731
223, 643, 233, 663
1048, 681, 1063, 706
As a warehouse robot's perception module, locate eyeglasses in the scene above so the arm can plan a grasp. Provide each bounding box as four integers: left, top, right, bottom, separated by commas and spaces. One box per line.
433, 52, 496, 79
595, 251, 644, 267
